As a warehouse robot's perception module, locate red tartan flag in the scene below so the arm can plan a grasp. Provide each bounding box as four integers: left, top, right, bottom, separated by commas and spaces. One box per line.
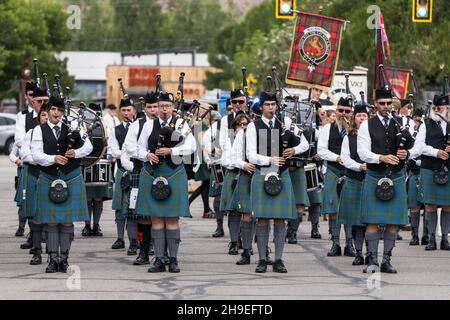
286, 12, 346, 89
385, 66, 412, 99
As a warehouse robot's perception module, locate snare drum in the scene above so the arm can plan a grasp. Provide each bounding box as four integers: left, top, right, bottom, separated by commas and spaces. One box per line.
304, 163, 319, 192
83, 159, 112, 186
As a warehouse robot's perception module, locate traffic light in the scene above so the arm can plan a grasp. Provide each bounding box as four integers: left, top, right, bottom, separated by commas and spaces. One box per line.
275, 0, 296, 20
412, 0, 432, 23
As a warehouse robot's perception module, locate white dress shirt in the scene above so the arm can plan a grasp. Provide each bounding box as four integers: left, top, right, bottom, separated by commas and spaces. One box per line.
9, 141, 20, 164
357, 114, 390, 164
103, 112, 121, 137
317, 123, 344, 163
123, 116, 152, 160
14, 109, 37, 148
107, 122, 129, 161
412, 119, 447, 159
31, 120, 93, 167
340, 135, 363, 172
19, 130, 37, 165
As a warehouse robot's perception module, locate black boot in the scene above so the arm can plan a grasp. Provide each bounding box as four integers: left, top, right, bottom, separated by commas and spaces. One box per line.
287, 230, 298, 244
212, 227, 224, 238
30, 249, 42, 265
81, 223, 92, 237
285, 228, 292, 242
273, 259, 288, 273
92, 223, 103, 237
440, 238, 450, 250
20, 232, 33, 249
111, 238, 125, 249
236, 249, 251, 265
59, 252, 70, 273
168, 257, 180, 273
228, 242, 239, 255
148, 258, 166, 273
344, 243, 357, 257
327, 243, 342, 257
363, 253, 379, 273
45, 255, 59, 273
380, 252, 397, 273
421, 235, 429, 245
425, 234, 437, 251
311, 223, 322, 239
352, 250, 365, 266
255, 259, 267, 273
127, 239, 139, 255
396, 233, 403, 241
134, 250, 150, 265
15, 226, 24, 237
409, 227, 420, 246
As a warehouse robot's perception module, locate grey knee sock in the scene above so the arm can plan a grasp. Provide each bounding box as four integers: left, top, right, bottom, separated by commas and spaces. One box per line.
241, 220, 253, 251
93, 200, 103, 225
309, 205, 320, 224
214, 197, 224, 228
274, 223, 287, 261
410, 212, 420, 231
354, 227, 365, 252
383, 231, 397, 255
86, 200, 93, 224
126, 219, 138, 241
166, 229, 181, 258
366, 231, 380, 257
426, 211, 438, 238
440, 211, 450, 240
228, 214, 241, 243
115, 211, 126, 240
59, 225, 74, 259
289, 214, 302, 234
152, 228, 166, 260
45, 225, 59, 259
422, 212, 428, 237
344, 224, 353, 246
256, 224, 269, 261
329, 218, 340, 244
31, 223, 43, 250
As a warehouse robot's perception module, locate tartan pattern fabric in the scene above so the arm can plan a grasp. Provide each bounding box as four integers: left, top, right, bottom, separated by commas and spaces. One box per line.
286, 12, 345, 89
289, 167, 310, 206
322, 165, 341, 214
23, 172, 38, 219
337, 177, 364, 226
361, 170, 408, 226
136, 163, 190, 218
419, 168, 450, 206
112, 168, 139, 219
219, 170, 238, 212
407, 172, 421, 209
112, 168, 125, 210
14, 166, 26, 205
35, 168, 89, 224
86, 184, 113, 200
194, 163, 210, 181
208, 169, 222, 197
230, 171, 252, 213
307, 188, 323, 205
251, 169, 296, 219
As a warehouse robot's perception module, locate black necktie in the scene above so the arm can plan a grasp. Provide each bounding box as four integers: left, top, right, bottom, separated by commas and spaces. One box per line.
268, 120, 273, 130
383, 117, 389, 129
340, 127, 347, 138
53, 126, 61, 139
161, 121, 167, 127
125, 122, 130, 130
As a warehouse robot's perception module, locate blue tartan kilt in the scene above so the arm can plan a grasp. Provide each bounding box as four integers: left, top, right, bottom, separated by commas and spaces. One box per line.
337, 177, 365, 226
14, 166, 26, 206
112, 168, 125, 210
23, 172, 39, 219
136, 163, 190, 218
322, 165, 341, 214
230, 171, 252, 213
419, 168, 450, 206
86, 184, 113, 200
251, 169, 296, 219
209, 169, 222, 197
289, 167, 310, 206
307, 188, 323, 206
112, 168, 138, 219
361, 170, 408, 226
219, 170, 238, 212
407, 172, 421, 209
35, 168, 89, 224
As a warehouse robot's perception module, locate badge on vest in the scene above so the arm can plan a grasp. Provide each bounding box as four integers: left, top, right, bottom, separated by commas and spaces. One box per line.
151, 177, 171, 201
49, 179, 69, 203
263, 172, 283, 196
375, 177, 395, 201
433, 166, 448, 185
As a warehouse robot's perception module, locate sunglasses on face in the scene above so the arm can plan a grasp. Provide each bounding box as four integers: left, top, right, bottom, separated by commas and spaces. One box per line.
238, 122, 248, 127
432, 106, 446, 111
378, 101, 392, 106
337, 109, 352, 114
232, 99, 246, 105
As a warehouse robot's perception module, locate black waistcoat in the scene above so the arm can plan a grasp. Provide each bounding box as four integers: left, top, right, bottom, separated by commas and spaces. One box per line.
346, 134, 365, 181
327, 123, 344, 171
421, 119, 449, 170
254, 118, 282, 167
40, 123, 83, 176
147, 119, 178, 168
25, 112, 39, 133
115, 123, 129, 169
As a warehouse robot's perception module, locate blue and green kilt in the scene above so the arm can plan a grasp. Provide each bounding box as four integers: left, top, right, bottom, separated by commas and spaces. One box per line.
219, 169, 238, 212
337, 177, 365, 226
23, 171, 39, 219
251, 169, 296, 219
111, 168, 140, 219
35, 168, 89, 224
136, 163, 189, 218
85, 184, 113, 200
14, 166, 26, 206
419, 168, 450, 206
407, 172, 421, 209
230, 171, 252, 213
322, 165, 341, 214
209, 169, 222, 197
289, 167, 310, 206
307, 188, 323, 206
361, 170, 408, 226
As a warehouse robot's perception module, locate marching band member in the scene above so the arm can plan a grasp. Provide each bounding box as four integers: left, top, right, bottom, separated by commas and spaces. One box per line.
357, 86, 413, 273
318, 97, 356, 257
337, 103, 368, 265
413, 92, 450, 251
103, 103, 120, 136
31, 96, 93, 273
135, 92, 196, 273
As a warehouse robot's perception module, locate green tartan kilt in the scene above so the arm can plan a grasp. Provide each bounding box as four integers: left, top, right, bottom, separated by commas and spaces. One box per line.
23, 172, 38, 219
251, 169, 296, 219
230, 171, 252, 213
322, 165, 341, 214
85, 184, 113, 200
194, 163, 210, 181
136, 163, 190, 218
111, 168, 139, 219
289, 167, 310, 206
407, 172, 421, 209
337, 177, 365, 226
219, 170, 238, 212
14, 166, 26, 206
35, 168, 89, 224
361, 170, 408, 226
419, 168, 450, 206
307, 188, 323, 206
209, 169, 222, 197
112, 168, 125, 210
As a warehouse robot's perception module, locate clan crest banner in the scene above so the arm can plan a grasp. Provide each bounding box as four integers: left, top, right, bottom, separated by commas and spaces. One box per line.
286, 12, 347, 90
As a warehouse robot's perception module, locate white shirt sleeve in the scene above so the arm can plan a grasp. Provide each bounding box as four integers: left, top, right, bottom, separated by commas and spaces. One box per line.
19, 131, 35, 164
317, 124, 340, 162
31, 126, 56, 166
413, 123, 439, 158
136, 121, 153, 162
9, 141, 20, 163
231, 130, 246, 170
120, 149, 134, 172
246, 122, 271, 166
123, 120, 141, 159
219, 116, 229, 152
107, 127, 122, 160
357, 120, 381, 164
171, 119, 197, 157
14, 112, 26, 148
341, 135, 362, 172
73, 125, 93, 159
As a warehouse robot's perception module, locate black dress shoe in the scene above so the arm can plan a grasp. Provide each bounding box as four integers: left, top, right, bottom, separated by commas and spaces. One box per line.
396, 233, 403, 241
92, 224, 103, 237
45, 259, 59, 273
421, 235, 429, 245
380, 254, 397, 273
133, 250, 150, 265
30, 249, 42, 265
409, 235, 420, 246
228, 242, 239, 255
164, 254, 170, 266
311, 227, 322, 239
212, 228, 225, 238
364, 254, 370, 265
273, 259, 288, 273
344, 244, 357, 257
285, 228, 293, 242
59, 259, 69, 273
425, 239, 437, 251
236, 250, 251, 265
20, 233, 33, 249
266, 248, 274, 265
352, 253, 365, 266
255, 260, 267, 273
111, 238, 125, 249
15, 227, 24, 237
440, 238, 450, 250
127, 239, 138, 255
287, 232, 298, 244
168, 257, 180, 273
327, 243, 342, 257
81, 225, 92, 237
363, 255, 379, 273
148, 258, 166, 273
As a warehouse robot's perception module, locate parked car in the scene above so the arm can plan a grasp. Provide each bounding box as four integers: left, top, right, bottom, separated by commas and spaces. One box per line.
0, 113, 17, 155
